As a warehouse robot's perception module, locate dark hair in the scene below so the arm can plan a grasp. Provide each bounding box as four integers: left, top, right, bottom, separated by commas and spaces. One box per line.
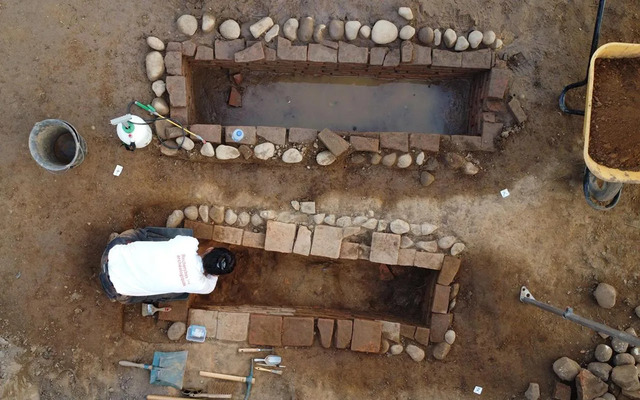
202, 248, 236, 276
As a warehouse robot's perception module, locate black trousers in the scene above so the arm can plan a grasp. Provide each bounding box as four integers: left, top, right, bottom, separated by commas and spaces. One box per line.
99, 227, 193, 304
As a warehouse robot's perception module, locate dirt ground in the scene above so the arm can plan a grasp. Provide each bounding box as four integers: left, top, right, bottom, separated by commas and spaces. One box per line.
1, 0, 640, 399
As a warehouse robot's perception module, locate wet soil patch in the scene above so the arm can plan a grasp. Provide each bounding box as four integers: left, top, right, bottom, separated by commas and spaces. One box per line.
195, 244, 435, 325
192, 66, 471, 135
589, 57, 640, 171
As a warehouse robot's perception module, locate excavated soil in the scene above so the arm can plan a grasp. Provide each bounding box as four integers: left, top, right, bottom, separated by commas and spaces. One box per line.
589, 57, 640, 171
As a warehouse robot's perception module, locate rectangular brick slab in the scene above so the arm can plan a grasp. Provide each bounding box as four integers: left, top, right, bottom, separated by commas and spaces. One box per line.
189, 309, 218, 339
380, 132, 409, 152
308, 43, 338, 63
410, 133, 440, 152
414, 326, 430, 346
216, 312, 250, 342
334, 319, 353, 349
310, 225, 343, 259
369, 232, 401, 265
400, 324, 416, 339
257, 126, 287, 145
351, 319, 382, 353
317, 318, 334, 348
293, 226, 312, 256
264, 221, 297, 253
350, 136, 379, 153
234, 42, 265, 63
318, 128, 350, 157
183, 220, 213, 240
485, 68, 510, 99
166, 76, 187, 107
195, 45, 214, 61
339, 242, 360, 260
215, 39, 245, 60
164, 51, 183, 75
288, 127, 317, 143
432, 49, 462, 68
190, 124, 222, 144
338, 41, 368, 64
414, 252, 444, 270
212, 225, 243, 245
432, 284, 451, 314
282, 317, 314, 347
225, 126, 257, 145
242, 231, 265, 249
248, 314, 283, 346
397, 248, 416, 266
430, 313, 453, 343
438, 256, 461, 286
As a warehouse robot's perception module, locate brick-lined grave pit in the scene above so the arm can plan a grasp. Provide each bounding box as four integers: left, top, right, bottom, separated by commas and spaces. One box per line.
155, 37, 514, 168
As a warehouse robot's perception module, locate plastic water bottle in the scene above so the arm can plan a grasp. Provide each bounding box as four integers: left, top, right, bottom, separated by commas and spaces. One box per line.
232, 129, 244, 142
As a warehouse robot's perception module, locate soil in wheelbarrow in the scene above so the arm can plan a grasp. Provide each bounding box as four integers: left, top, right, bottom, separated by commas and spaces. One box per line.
589, 58, 640, 171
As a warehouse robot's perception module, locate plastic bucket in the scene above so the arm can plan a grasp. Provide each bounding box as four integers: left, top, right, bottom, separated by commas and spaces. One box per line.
29, 119, 87, 172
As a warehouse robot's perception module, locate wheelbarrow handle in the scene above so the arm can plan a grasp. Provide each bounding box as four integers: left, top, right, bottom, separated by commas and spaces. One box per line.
119, 360, 153, 370
200, 371, 256, 384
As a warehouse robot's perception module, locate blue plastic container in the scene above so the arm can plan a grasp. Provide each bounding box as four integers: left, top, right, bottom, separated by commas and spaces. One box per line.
186, 325, 207, 342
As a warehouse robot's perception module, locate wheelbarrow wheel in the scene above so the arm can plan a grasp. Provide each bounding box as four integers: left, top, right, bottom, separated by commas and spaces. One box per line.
583, 168, 623, 210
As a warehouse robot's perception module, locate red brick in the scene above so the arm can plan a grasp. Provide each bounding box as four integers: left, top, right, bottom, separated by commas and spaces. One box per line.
401, 41, 413, 63
166, 41, 181, 52
338, 41, 368, 64
164, 51, 183, 75
215, 39, 245, 60
318, 128, 350, 157
170, 107, 188, 125
382, 49, 400, 67
553, 382, 572, 400
166, 76, 187, 107
308, 43, 337, 63
380, 132, 409, 152
242, 231, 265, 249
248, 314, 283, 346
288, 127, 317, 143
194, 45, 214, 61
334, 319, 353, 349
414, 252, 444, 270
339, 242, 360, 260
317, 318, 334, 348
257, 126, 287, 145
485, 68, 510, 99
183, 220, 213, 240
351, 319, 382, 353
397, 249, 416, 266
234, 42, 265, 63
282, 317, 314, 347
181, 40, 197, 57
432, 49, 462, 68
430, 313, 452, 343
277, 37, 307, 61
414, 327, 430, 346
432, 284, 451, 314
370, 47, 388, 66
212, 226, 243, 245
462, 49, 493, 69
189, 124, 222, 144
412, 44, 432, 65
225, 126, 257, 145
409, 133, 440, 152
438, 256, 461, 286
481, 121, 503, 150
232, 73, 243, 85
228, 87, 242, 107
369, 232, 401, 265
264, 221, 297, 253
400, 324, 416, 339
310, 225, 343, 259
350, 136, 379, 152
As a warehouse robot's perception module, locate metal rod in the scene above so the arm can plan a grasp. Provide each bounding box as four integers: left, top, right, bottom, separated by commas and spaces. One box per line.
520, 286, 640, 347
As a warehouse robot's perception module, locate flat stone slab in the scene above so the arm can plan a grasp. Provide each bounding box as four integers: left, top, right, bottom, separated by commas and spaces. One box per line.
369, 232, 401, 265
282, 317, 315, 346
351, 319, 382, 353
288, 127, 317, 143
164, 51, 183, 75
339, 242, 360, 260
310, 225, 343, 259
318, 128, 350, 157
397, 248, 416, 266
194, 45, 213, 61
234, 42, 265, 63
334, 319, 353, 349
166, 76, 187, 107
338, 41, 368, 64
189, 309, 218, 339
380, 132, 409, 152
190, 124, 222, 144
308, 43, 338, 63
430, 313, 453, 343
410, 133, 440, 152
414, 252, 444, 270
317, 318, 334, 348
400, 324, 416, 339
462, 49, 492, 69
432, 284, 451, 314
215, 39, 245, 60
257, 126, 287, 145
216, 312, 250, 341
369, 47, 388, 66
438, 256, 461, 286
412, 44, 432, 65
242, 231, 265, 249
414, 326, 430, 346
183, 220, 213, 240
248, 314, 283, 346
277, 37, 307, 61
293, 226, 312, 256
350, 136, 379, 153
432, 49, 462, 68
225, 126, 257, 145
264, 221, 297, 253
212, 226, 243, 245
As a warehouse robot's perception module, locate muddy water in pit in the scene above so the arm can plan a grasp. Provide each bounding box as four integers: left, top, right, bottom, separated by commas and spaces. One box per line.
194, 246, 435, 324
192, 70, 471, 134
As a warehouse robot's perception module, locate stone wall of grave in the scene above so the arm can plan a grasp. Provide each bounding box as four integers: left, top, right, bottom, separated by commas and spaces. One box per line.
182, 215, 461, 352
157, 37, 511, 165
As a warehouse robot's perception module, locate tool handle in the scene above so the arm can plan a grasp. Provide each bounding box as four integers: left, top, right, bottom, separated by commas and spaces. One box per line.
157, 307, 172, 312
255, 366, 283, 375
238, 348, 270, 353
147, 396, 232, 400
119, 360, 152, 370
200, 371, 256, 384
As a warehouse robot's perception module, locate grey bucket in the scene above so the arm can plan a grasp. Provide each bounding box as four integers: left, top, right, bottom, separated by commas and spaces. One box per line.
29, 119, 87, 172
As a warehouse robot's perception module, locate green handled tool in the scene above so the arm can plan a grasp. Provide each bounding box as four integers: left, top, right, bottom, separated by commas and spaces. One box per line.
134, 101, 206, 144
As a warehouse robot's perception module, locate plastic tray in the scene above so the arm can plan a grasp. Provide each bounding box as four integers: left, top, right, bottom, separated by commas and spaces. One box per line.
186, 325, 207, 342
584, 42, 640, 183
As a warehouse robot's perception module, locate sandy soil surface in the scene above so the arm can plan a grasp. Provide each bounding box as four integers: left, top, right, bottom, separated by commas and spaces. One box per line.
1, 0, 640, 399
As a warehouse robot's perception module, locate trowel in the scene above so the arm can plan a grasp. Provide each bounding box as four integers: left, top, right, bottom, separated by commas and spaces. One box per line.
142, 303, 172, 317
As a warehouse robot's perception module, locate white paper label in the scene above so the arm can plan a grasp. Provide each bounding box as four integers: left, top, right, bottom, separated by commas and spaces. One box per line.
500, 189, 510, 198
113, 165, 123, 176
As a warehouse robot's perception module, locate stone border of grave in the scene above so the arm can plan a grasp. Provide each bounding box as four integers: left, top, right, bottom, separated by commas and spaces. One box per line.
143, 11, 524, 170
167, 202, 462, 360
